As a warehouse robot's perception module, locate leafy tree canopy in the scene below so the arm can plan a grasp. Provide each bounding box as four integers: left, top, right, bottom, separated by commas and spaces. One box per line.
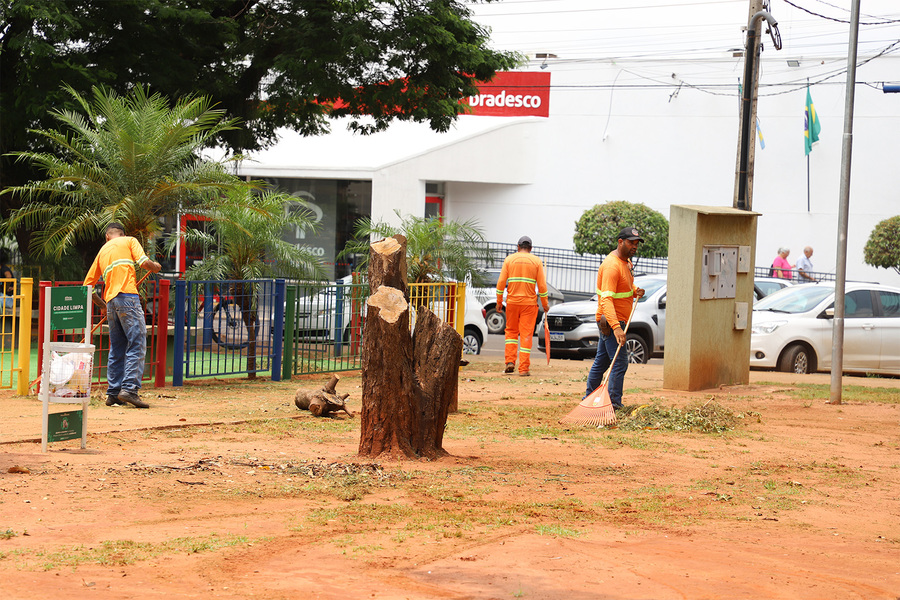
863, 215, 900, 275
573, 201, 669, 258
338, 211, 490, 285
1, 0, 518, 178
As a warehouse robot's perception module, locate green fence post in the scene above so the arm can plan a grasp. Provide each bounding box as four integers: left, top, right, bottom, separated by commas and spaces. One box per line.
282, 285, 296, 380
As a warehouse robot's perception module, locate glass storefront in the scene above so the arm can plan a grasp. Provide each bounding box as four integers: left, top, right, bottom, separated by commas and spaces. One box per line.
262, 178, 372, 281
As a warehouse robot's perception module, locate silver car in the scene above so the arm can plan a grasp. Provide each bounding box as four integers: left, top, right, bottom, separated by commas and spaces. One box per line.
750, 282, 900, 375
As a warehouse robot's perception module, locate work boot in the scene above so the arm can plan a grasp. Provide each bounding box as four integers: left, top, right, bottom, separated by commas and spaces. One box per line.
106, 395, 125, 406
504, 363, 515, 374
519, 371, 530, 377
118, 390, 149, 409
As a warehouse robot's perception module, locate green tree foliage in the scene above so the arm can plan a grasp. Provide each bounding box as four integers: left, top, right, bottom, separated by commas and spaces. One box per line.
573, 201, 669, 258
863, 215, 900, 275
339, 211, 490, 285
0, 0, 519, 198
1, 85, 246, 260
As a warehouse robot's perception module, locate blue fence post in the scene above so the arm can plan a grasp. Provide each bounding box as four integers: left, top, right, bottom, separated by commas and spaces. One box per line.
173, 280, 185, 386
271, 279, 285, 382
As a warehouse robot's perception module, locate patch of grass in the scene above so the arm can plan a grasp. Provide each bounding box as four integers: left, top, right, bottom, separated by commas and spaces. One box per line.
534, 524, 583, 538
760, 382, 900, 404
0, 529, 19, 540
4, 533, 260, 571
599, 486, 695, 525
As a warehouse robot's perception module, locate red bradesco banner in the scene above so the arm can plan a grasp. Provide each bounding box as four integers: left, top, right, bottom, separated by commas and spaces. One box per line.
464, 71, 550, 118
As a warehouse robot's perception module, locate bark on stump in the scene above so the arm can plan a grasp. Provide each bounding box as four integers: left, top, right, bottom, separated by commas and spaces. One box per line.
358, 235, 463, 460
295, 374, 352, 417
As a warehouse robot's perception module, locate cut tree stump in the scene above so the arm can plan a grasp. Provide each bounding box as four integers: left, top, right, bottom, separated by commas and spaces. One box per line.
294, 374, 353, 418
358, 235, 463, 460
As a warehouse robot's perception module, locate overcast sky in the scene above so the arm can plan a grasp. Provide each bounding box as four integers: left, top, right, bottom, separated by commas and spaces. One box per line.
466, 0, 900, 68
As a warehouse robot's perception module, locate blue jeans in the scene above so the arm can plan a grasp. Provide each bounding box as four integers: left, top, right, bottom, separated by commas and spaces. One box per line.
106, 294, 146, 396
584, 320, 629, 407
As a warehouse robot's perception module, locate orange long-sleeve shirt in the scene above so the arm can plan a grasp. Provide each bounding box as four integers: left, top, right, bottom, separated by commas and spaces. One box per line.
595, 253, 635, 329
496, 250, 550, 310
83, 236, 152, 302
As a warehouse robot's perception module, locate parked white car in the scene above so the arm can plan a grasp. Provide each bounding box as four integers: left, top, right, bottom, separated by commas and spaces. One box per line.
750, 282, 900, 375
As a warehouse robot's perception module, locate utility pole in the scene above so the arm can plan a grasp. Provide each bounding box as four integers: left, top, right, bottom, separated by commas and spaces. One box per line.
828, 0, 862, 405
734, 0, 779, 211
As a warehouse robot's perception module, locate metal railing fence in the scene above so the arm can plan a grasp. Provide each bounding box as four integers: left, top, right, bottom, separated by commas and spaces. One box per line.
470, 242, 834, 300
287, 279, 467, 376
172, 279, 285, 384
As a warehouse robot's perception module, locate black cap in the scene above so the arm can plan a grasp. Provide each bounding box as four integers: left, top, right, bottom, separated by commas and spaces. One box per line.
517, 235, 532, 246
617, 227, 644, 242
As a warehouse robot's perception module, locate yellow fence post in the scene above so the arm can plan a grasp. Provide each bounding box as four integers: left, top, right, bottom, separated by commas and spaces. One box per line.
455, 282, 466, 336
17, 277, 33, 396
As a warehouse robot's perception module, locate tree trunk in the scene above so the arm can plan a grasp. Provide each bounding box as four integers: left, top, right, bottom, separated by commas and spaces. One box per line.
358, 235, 462, 460
412, 309, 463, 458
358, 284, 418, 458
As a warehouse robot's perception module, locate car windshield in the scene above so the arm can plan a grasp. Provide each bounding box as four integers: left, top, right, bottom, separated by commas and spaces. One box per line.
634, 278, 666, 302
753, 284, 833, 314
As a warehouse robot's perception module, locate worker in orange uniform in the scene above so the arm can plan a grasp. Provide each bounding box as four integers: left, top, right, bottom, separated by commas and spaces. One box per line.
84, 222, 161, 409
496, 236, 550, 376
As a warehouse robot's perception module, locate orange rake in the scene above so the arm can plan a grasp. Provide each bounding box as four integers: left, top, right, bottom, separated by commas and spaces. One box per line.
544, 315, 551, 365
559, 296, 638, 427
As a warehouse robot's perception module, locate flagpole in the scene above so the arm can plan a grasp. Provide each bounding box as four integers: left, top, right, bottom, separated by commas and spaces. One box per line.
806, 78, 811, 212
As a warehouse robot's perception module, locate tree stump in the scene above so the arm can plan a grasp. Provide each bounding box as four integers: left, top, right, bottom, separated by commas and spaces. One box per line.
358, 235, 463, 460
294, 374, 353, 417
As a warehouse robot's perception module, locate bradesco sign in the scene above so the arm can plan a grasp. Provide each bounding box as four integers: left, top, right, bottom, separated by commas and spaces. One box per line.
464, 71, 550, 118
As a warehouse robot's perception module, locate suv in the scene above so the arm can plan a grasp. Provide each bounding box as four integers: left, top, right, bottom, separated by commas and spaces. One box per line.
470, 269, 566, 335
538, 274, 667, 363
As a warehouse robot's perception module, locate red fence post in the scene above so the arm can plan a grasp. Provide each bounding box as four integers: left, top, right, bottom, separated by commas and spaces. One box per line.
36, 281, 51, 379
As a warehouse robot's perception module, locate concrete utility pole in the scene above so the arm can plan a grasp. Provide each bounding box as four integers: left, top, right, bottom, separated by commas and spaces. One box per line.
734, 1, 780, 211
733, 0, 765, 211
829, 0, 862, 405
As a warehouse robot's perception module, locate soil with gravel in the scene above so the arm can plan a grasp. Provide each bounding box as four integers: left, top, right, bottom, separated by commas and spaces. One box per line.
1, 356, 898, 600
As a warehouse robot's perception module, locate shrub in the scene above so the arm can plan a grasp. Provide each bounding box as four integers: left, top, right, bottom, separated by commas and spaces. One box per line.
573, 201, 669, 257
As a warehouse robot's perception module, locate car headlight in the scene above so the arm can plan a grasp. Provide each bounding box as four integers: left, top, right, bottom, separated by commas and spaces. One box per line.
751, 320, 787, 334
577, 313, 596, 323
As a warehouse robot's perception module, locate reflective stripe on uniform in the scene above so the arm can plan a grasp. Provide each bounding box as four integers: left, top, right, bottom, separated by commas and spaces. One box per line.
519, 347, 531, 354
103, 259, 138, 279
598, 289, 634, 299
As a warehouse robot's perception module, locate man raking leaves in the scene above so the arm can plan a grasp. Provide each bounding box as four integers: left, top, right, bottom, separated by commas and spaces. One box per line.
561, 227, 645, 425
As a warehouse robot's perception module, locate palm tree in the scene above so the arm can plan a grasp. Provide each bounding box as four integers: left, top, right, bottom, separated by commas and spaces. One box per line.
338, 210, 492, 285
169, 187, 326, 377
1, 85, 246, 258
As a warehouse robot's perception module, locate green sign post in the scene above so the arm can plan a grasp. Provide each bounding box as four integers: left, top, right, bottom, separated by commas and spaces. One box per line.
42, 285, 93, 453
49, 286, 89, 330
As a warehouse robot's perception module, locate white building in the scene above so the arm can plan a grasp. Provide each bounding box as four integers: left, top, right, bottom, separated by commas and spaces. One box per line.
238, 1, 900, 288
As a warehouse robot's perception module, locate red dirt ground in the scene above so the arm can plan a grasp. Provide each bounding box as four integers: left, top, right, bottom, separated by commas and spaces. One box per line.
1, 357, 898, 599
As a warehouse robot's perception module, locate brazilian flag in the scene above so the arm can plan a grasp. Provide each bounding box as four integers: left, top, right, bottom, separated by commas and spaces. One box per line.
804, 88, 821, 155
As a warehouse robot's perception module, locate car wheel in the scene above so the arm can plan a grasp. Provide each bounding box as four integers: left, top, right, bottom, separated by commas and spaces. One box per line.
778, 343, 813, 374
463, 326, 482, 355
485, 308, 505, 335
625, 333, 650, 364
